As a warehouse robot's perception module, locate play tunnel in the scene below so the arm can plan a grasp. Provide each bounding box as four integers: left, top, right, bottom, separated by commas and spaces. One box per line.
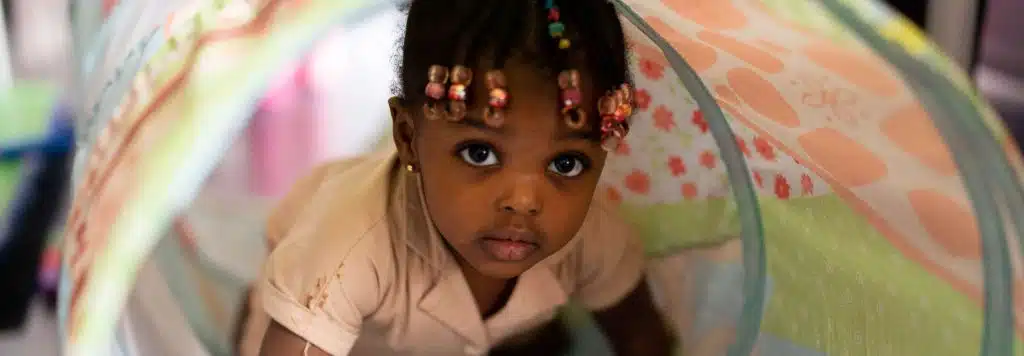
60, 0, 1024, 355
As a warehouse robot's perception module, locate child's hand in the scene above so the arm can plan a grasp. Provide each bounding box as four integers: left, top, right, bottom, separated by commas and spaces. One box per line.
592, 280, 676, 356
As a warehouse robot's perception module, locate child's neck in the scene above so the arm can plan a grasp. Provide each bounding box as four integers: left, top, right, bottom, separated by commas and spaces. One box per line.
456, 259, 517, 319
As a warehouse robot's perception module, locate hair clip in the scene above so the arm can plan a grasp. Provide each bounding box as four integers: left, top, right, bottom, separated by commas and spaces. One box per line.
447, 65, 473, 121
558, 69, 586, 130
484, 70, 509, 128
598, 84, 635, 151
423, 65, 449, 120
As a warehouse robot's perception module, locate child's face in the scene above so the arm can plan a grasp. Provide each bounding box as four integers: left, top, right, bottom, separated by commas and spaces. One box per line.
392, 60, 608, 279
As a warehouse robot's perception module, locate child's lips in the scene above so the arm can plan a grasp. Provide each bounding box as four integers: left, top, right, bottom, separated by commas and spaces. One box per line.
480, 238, 539, 262
485, 228, 540, 244
478, 228, 541, 262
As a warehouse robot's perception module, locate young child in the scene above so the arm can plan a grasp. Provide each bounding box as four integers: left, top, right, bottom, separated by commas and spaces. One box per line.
251, 0, 675, 354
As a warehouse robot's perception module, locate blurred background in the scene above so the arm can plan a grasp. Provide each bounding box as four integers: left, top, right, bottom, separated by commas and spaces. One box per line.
0, 1, 405, 353
0, 0, 1021, 354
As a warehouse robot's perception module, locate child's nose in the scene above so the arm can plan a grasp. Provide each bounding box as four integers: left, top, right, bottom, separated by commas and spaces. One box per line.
497, 176, 544, 216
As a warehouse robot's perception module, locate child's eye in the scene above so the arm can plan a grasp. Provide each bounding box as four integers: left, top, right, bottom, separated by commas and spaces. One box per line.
548, 155, 587, 177
459, 144, 500, 167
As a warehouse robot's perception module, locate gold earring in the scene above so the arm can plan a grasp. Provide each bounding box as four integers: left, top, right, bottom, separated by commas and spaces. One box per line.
406, 164, 416, 172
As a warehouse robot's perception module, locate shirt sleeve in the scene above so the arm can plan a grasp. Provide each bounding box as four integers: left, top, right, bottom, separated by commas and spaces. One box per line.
573, 199, 646, 311
259, 160, 383, 355
260, 237, 382, 355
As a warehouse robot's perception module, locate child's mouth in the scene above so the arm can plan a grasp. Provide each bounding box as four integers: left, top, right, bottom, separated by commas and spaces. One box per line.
479, 237, 539, 262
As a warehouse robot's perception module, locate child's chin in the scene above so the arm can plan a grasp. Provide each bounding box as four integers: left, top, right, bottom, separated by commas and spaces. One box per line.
473, 260, 537, 279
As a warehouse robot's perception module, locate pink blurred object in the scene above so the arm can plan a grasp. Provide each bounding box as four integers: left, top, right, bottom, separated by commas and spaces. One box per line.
39, 246, 61, 291
248, 58, 317, 197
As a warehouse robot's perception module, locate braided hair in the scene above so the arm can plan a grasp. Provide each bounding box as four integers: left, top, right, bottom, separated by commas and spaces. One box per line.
395, 0, 631, 132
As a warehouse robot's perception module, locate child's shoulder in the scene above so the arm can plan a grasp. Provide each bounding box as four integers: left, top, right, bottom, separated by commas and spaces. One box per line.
260, 150, 403, 331
265, 149, 401, 275
555, 194, 647, 310
575, 193, 635, 242
269, 149, 396, 232
561, 193, 643, 266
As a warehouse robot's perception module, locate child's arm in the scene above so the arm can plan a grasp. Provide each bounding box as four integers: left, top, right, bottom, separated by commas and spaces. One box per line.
592, 280, 675, 355
260, 321, 331, 356
254, 161, 385, 356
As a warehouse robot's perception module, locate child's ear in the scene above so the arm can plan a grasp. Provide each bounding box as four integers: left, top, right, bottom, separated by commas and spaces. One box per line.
388, 97, 418, 167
